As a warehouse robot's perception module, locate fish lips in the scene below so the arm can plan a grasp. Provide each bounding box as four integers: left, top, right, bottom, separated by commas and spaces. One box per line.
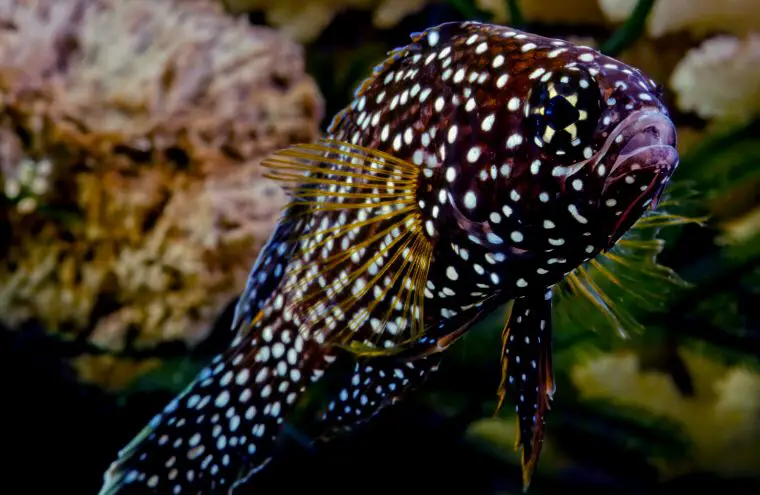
600, 111, 679, 249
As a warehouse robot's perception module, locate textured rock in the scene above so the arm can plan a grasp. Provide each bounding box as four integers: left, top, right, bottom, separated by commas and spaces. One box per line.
0, 0, 324, 360
670, 34, 760, 123
598, 0, 760, 38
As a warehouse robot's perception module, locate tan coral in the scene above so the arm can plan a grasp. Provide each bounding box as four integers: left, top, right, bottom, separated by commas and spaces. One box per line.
0, 0, 324, 387
372, 0, 429, 29
598, 0, 760, 38
670, 34, 760, 123
70, 354, 164, 393
614, 34, 695, 91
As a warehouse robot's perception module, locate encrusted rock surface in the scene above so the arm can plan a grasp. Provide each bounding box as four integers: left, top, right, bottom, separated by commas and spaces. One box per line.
0, 0, 324, 362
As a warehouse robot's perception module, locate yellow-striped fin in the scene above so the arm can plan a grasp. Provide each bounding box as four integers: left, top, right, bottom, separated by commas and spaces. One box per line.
262, 139, 434, 351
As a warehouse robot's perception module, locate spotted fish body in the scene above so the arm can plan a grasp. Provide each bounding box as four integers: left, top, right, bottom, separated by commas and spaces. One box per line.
100, 21, 679, 494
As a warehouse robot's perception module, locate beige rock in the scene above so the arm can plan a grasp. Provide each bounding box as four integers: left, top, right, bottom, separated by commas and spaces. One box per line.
598, 0, 760, 38
670, 34, 760, 123
0, 0, 324, 375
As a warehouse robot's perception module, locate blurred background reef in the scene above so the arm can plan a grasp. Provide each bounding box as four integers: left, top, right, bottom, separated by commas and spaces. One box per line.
1, 0, 759, 494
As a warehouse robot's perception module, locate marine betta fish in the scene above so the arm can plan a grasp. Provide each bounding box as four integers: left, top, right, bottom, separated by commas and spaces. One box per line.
100, 21, 682, 494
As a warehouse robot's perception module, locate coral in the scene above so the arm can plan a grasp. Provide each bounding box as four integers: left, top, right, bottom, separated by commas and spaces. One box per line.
0, 0, 323, 369
70, 354, 164, 393
670, 34, 760, 123
598, 0, 760, 38
371, 0, 430, 29
571, 350, 760, 475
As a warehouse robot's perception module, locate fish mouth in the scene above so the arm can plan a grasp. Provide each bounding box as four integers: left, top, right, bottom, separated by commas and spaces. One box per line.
604, 110, 677, 184
599, 110, 679, 249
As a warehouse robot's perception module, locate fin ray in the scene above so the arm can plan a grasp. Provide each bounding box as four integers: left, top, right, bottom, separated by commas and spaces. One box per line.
261, 139, 434, 351
555, 189, 702, 339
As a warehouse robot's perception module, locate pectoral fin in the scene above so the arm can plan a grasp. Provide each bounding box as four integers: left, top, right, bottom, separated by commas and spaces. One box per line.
261, 139, 433, 351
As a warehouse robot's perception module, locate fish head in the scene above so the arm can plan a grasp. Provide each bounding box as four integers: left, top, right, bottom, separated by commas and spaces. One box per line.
589, 79, 678, 250
517, 46, 679, 253
314, 22, 681, 295
430, 26, 681, 271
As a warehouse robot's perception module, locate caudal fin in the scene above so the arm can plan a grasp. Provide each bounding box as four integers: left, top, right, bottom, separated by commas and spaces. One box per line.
99, 307, 327, 494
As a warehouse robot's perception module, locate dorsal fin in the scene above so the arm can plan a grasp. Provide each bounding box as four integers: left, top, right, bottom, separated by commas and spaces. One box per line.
231, 218, 303, 333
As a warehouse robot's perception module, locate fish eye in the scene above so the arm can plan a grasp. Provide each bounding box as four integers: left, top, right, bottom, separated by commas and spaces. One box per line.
525, 71, 601, 159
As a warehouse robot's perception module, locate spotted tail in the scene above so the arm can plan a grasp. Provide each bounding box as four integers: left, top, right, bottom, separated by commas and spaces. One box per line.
496, 289, 555, 492
99, 305, 329, 494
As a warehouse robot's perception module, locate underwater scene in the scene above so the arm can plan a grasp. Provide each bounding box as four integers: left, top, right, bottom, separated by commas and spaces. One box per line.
1, 0, 759, 493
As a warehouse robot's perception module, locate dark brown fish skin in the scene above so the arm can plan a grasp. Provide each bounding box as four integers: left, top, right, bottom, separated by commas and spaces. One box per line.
98, 21, 679, 494
317, 21, 678, 485
329, 21, 676, 305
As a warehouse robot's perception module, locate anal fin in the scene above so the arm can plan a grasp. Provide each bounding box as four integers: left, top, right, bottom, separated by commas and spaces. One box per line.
495, 289, 555, 492
317, 355, 443, 439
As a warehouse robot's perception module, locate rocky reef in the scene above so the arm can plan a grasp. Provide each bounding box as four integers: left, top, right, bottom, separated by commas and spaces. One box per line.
0, 0, 324, 387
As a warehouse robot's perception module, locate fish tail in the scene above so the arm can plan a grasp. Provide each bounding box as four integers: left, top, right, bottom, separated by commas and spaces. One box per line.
99, 306, 328, 494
